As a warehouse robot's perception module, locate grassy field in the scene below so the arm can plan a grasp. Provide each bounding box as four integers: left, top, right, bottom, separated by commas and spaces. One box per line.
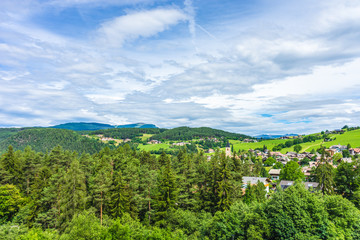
306, 129, 360, 151
230, 139, 288, 152
229, 129, 360, 153
137, 143, 170, 151
140, 134, 153, 141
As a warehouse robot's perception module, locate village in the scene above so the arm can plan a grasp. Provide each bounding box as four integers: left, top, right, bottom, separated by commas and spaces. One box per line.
237, 144, 360, 195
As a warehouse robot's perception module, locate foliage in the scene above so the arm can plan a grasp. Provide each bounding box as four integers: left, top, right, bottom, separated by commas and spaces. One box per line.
334, 162, 360, 200
0, 128, 109, 154
0, 142, 360, 239
273, 162, 284, 169
279, 161, 305, 181
0, 184, 25, 223
150, 126, 250, 141
265, 183, 328, 239
263, 157, 276, 166
315, 155, 335, 195
90, 128, 164, 140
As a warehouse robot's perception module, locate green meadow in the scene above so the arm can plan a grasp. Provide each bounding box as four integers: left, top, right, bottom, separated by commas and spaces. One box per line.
137, 143, 170, 151
229, 129, 360, 153
140, 134, 153, 141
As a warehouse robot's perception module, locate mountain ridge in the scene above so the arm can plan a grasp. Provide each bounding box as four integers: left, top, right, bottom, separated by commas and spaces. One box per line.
51, 122, 158, 131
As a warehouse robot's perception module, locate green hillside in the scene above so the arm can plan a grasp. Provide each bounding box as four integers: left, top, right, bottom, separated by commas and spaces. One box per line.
150, 126, 251, 141
231, 129, 360, 153
51, 122, 158, 131
90, 128, 166, 139
0, 128, 109, 154
0, 128, 29, 142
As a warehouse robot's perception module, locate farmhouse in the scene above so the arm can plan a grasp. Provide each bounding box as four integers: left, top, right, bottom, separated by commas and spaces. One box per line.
269, 169, 281, 180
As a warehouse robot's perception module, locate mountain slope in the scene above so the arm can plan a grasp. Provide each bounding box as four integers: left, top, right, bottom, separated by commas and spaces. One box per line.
51, 122, 158, 131
0, 128, 109, 154
150, 126, 251, 141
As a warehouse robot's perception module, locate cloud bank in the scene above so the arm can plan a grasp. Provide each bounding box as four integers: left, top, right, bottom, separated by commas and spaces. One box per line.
0, 0, 360, 135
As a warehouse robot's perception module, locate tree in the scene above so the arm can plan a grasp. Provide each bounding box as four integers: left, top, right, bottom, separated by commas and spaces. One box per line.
108, 171, 136, 219
315, 156, 335, 195
0, 184, 25, 223
334, 162, 359, 200
266, 183, 329, 239
217, 155, 233, 211
243, 181, 266, 204
0, 146, 18, 185
299, 157, 310, 166
279, 161, 305, 181
293, 144, 302, 153
332, 153, 343, 163
273, 162, 283, 169
60, 210, 105, 240
342, 149, 350, 158
154, 155, 178, 225
264, 157, 276, 166
59, 159, 87, 229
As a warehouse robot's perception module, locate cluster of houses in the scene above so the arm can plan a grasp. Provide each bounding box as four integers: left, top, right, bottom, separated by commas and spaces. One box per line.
147, 140, 162, 144
279, 135, 303, 139
243, 138, 258, 143
198, 137, 222, 143
240, 143, 359, 195
172, 142, 191, 146
83, 134, 130, 143
241, 176, 319, 194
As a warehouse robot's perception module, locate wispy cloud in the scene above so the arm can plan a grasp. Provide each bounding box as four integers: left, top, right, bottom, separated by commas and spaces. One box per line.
97, 8, 187, 47
0, 0, 360, 135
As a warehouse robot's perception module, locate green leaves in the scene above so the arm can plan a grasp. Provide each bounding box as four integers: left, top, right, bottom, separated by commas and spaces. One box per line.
0, 184, 25, 223
280, 161, 305, 181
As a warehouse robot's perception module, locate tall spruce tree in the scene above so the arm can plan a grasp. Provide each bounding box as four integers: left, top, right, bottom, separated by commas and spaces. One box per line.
92, 155, 112, 225
217, 153, 233, 211
154, 154, 178, 225
0, 145, 17, 184
316, 151, 335, 195
59, 159, 87, 230
108, 171, 136, 219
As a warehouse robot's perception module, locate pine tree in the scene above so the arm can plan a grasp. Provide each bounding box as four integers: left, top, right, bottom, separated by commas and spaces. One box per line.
154, 155, 178, 225
217, 154, 233, 211
177, 151, 197, 210
108, 171, 136, 218
22, 146, 40, 196
316, 151, 335, 195
59, 159, 87, 230
0, 145, 17, 184
92, 155, 112, 225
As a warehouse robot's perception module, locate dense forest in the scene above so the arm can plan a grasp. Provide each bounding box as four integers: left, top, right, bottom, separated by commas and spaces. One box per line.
91, 128, 166, 140
51, 122, 158, 131
1, 144, 360, 239
0, 129, 109, 154
150, 127, 250, 141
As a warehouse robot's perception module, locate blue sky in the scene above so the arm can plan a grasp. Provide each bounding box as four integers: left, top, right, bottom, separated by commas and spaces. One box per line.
1, 0, 360, 135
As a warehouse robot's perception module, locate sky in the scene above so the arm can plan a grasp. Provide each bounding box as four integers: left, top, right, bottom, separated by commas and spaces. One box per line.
1, 0, 360, 135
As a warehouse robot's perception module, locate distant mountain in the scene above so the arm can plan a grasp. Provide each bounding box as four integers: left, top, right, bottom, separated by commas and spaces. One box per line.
115, 123, 158, 129
255, 133, 299, 139
52, 122, 114, 131
51, 122, 158, 131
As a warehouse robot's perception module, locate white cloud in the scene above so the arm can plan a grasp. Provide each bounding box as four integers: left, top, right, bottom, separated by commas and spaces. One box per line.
97, 8, 187, 47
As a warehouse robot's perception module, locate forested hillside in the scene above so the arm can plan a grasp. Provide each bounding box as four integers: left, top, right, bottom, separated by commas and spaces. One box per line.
1, 144, 360, 239
91, 128, 166, 139
0, 128, 27, 142
150, 127, 251, 141
0, 128, 109, 154
51, 122, 158, 131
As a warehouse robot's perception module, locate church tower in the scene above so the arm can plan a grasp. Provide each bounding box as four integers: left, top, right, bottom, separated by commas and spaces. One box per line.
225, 142, 231, 157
